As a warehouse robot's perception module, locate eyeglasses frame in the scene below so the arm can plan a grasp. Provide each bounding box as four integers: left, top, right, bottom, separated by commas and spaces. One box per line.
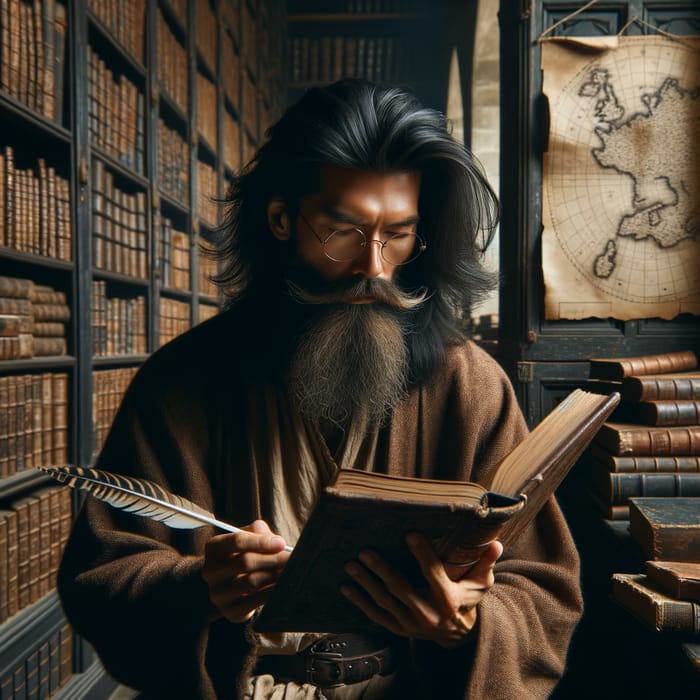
298, 211, 427, 266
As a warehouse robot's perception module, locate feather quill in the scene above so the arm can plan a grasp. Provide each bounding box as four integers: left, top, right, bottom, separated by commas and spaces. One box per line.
39, 465, 294, 551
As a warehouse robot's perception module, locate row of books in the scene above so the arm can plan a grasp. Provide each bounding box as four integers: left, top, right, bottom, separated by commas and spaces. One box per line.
0, 621, 73, 699
158, 217, 191, 292
242, 66, 258, 138
221, 30, 241, 114
91, 280, 147, 358
0, 485, 72, 623
158, 116, 190, 205
585, 350, 700, 520
87, 45, 145, 175
0, 0, 67, 124
198, 238, 220, 299
198, 302, 219, 324
159, 296, 191, 347
91, 158, 148, 279
223, 109, 242, 174
0, 372, 69, 479
197, 159, 220, 229
288, 36, 403, 86
0, 146, 72, 261
0, 276, 70, 361
93, 366, 138, 453
88, 0, 146, 65
157, 9, 188, 115
195, 0, 217, 77
197, 71, 218, 152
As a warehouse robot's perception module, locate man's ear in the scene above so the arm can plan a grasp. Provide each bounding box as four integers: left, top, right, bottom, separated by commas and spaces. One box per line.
267, 200, 291, 241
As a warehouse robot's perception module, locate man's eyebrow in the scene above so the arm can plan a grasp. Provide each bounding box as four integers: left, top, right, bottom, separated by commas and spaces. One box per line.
320, 207, 421, 227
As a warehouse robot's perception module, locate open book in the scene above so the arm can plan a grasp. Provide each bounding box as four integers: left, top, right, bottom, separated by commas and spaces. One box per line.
253, 388, 620, 632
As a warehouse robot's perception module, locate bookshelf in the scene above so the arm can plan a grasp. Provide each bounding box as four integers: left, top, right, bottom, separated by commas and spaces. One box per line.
286, 0, 450, 112
0, 0, 286, 697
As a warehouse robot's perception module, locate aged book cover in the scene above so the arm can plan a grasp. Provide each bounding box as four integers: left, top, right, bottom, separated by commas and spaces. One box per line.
646, 561, 700, 602
611, 573, 700, 634
254, 389, 620, 632
589, 351, 698, 381
629, 497, 700, 562
594, 422, 700, 456
592, 461, 700, 505
612, 398, 700, 427
588, 443, 700, 473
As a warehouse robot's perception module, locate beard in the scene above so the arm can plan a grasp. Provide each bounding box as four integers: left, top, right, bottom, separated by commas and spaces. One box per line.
284, 270, 428, 427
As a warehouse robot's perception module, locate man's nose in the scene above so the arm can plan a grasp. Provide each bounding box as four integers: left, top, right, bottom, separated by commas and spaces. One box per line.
351, 239, 390, 279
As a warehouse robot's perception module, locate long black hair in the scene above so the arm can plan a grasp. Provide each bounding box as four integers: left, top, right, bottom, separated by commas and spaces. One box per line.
213, 79, 498, 381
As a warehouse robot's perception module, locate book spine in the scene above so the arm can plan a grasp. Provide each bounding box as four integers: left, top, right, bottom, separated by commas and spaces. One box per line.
638, 400, 700, 427
611, 426, 700, 456
607, 472, 700, 504
591, 351, 698, 380
625, 376, 700, 401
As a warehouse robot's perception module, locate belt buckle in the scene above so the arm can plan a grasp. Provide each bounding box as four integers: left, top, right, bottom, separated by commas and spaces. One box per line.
306, 651, 344, 688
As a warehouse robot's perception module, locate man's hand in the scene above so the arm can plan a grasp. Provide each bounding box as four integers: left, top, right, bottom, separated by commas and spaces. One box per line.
201, 519, 291, 623
340, 534, 503, 648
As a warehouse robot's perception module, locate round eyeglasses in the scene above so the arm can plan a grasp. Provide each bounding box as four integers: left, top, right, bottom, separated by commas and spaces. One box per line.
299, 212, 427, 266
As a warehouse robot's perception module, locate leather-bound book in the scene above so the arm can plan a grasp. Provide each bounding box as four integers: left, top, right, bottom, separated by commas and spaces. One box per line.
611, 573, 700, 634
254, 389, 620, 633
629, 497, 700, 562
594, 422, 700, 456
646, 561, 700, 602
589, 351, 698, 381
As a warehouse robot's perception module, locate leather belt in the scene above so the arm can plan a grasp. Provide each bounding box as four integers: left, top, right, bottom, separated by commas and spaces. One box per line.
255, 633, 397, 688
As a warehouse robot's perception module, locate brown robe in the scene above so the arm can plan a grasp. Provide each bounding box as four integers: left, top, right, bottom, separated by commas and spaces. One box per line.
57, 307, 582, 699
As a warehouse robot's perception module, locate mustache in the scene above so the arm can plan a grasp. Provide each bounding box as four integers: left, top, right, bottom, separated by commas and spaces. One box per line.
284, 277, 430, 311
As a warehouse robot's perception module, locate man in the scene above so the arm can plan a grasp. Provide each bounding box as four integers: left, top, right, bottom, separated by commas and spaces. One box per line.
57, 79, 582, 699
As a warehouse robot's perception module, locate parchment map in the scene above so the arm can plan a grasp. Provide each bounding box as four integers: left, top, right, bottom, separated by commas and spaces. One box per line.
541, 36, 700, 320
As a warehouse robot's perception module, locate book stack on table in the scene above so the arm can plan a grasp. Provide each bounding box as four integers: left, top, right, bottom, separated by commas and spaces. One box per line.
585, 351, 700, 680
611, 501, 700, 674
585, 350, 700, 522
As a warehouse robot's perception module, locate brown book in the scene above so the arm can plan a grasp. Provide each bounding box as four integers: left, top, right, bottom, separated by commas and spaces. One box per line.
12, 494, 37, 611
32, 336, 67, 357
253, 388, 620, 632
620, 372, 700, 401
589, 351, 699, 381
592, 459, 700, 505
0, 296, 32, 315
33, 321, 64, 337
615, 399, 700, 427
611, 573, 700, 634
53, 1, 66, 124
32, 302, 70, 322
629, 497, 700, 562
0, 275, 34, 298
0, 510, 15, 622
40, 372, 53, 465
588, 442, 700, 473
594, 422, 700, 456
646, 561, 700, 602
0, 509, 19, 620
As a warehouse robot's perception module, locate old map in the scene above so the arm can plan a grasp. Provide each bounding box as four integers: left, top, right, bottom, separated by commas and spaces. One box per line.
541, 36, 700, 320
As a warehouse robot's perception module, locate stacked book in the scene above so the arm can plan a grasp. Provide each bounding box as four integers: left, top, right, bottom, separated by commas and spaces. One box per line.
611, 498, 700, 651
0, 276, 69, 360
585, 350, 700, 521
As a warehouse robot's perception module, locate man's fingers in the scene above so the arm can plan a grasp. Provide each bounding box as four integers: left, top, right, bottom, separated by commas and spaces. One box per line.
204, 529, 288, 559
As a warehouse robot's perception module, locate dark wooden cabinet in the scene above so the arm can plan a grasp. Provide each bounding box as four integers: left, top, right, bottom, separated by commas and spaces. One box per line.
498, 0, 700, 428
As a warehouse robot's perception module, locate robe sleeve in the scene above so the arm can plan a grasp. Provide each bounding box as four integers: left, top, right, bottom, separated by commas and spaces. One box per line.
409, 344, 583, 699
56, 357, 235, 699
